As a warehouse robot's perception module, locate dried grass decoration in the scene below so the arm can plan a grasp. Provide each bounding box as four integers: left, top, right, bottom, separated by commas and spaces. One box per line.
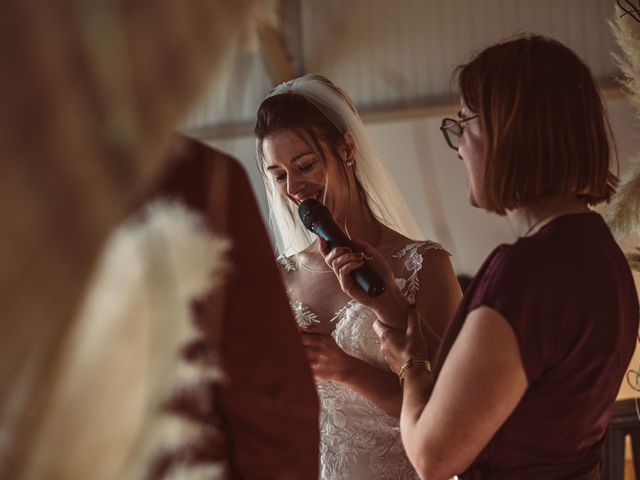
608, 2, 640, 261
610, 0, 640, 403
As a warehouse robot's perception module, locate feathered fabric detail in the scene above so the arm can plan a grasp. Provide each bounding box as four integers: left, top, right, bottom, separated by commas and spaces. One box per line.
23, 200, 230, 480
626, 247, 640, 272
607, 156, 640, 242
608, 6, 640, 244
611, 3, 640, 119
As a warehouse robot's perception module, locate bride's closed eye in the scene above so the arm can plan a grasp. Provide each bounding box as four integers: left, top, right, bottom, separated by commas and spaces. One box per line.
272, 157, 318, 183
298, 159, 317, 172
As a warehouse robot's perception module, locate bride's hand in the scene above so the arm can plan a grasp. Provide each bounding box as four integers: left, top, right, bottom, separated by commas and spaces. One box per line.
300, 331, 353, 382
321, 238, 410, 329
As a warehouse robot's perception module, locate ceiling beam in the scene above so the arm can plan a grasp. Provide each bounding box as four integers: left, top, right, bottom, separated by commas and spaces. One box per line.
257, 0, 295, 85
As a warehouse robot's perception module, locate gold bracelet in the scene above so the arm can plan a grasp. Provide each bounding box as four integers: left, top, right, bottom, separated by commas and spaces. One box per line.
398, 358, 431, 386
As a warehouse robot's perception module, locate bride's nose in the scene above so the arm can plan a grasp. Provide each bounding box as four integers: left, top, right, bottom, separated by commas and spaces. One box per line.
287, 173, 305, 197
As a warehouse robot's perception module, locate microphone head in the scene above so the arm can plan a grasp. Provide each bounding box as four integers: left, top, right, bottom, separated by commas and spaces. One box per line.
298, 198, 330, 231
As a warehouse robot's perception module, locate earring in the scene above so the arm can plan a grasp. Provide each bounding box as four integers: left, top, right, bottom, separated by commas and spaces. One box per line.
345, 160, 354, 166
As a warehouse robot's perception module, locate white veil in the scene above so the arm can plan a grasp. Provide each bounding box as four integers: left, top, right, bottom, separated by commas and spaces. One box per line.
258, 74, 423, 256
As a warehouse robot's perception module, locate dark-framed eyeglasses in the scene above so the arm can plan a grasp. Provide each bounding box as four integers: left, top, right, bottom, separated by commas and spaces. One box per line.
439, 115, 479, 150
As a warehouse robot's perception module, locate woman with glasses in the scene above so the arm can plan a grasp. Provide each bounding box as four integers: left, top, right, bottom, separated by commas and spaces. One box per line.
328, 35, 639, 479
254, 74, 462, 479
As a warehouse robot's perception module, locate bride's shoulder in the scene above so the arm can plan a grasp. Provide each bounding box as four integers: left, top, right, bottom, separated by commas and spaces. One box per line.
392, 239, 449, 258
379, 233, 450, 282
379, 229, 448, 260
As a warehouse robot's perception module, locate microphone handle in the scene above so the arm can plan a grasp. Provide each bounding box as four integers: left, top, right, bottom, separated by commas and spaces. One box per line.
312, 221, 385, 297
311, 220, 352, 250
352, 262, 385, 297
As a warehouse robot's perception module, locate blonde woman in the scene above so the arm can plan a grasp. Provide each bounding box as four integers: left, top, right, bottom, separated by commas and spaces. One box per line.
255, 74, 461, 479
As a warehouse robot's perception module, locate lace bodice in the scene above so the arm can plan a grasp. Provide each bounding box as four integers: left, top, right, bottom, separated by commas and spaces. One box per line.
278, 241, 445, 480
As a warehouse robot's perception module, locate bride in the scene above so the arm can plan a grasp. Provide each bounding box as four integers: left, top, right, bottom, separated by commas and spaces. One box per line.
254, 74, 461, 479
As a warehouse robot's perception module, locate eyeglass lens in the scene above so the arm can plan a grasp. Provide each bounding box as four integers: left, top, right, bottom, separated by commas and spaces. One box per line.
441, 118, 462, 150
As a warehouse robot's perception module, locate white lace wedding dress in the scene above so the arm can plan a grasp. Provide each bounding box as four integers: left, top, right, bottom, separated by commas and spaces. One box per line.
278, 241, 444, 480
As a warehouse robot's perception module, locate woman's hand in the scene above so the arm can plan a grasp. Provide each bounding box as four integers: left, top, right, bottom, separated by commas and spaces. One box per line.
300, 331, 354, 382
320, 238, 410, 329
372, 307, 429, 374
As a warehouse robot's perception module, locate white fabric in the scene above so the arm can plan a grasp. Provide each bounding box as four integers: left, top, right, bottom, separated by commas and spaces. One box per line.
260, 74, 424, 256
279, 240, 444, 480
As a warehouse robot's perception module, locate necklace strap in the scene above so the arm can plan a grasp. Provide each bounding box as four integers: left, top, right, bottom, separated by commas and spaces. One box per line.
297, 253, 333, 273
522, 213, 555, 237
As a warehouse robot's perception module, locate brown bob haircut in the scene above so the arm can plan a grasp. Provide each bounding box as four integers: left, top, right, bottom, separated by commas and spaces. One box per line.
457, 34, 617, 215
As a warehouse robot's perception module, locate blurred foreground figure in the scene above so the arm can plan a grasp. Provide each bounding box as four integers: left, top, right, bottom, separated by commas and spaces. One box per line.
144, 135, 320, 479
19, 135, 319, 479
0, 0, 319, 478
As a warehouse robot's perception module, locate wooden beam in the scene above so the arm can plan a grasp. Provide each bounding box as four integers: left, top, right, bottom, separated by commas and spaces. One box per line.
257, 19, 294, 85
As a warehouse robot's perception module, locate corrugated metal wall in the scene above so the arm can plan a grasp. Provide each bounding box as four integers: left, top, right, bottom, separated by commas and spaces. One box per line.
186, 0, 621, 135
303, 0, 618, 110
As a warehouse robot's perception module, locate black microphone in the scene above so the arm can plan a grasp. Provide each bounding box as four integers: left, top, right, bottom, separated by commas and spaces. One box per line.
298, 199, 385, 297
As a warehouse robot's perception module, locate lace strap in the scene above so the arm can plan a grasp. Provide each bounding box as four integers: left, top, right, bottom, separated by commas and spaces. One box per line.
391, 241, 448, 303
276, 254, 297, 272
391, 240, 447, 260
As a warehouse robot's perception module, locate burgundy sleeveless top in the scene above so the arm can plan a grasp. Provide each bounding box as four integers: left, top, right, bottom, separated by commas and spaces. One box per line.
434, 213, 639, 479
